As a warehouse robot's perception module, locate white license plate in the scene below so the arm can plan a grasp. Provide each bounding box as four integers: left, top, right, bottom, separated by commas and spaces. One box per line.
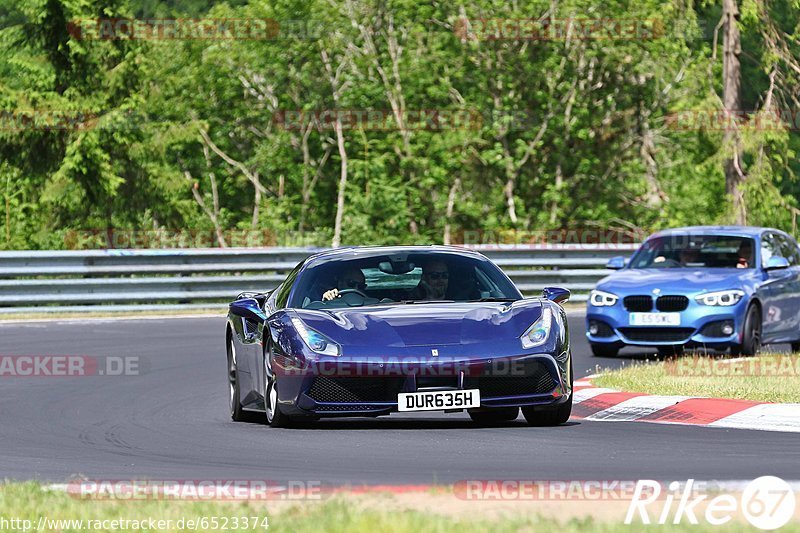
398, 389, 481, 412
629, 312, 681, 326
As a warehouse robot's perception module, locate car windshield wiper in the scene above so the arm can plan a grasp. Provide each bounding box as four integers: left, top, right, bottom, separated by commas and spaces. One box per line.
467, 297, 517, 302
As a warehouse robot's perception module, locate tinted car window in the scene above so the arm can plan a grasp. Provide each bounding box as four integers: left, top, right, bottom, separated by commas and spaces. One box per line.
628, 235, 756, 269
274, 261, 304, 309
761, 233, 782, 266
777, 234, 800, 266
291, 252, 521, 308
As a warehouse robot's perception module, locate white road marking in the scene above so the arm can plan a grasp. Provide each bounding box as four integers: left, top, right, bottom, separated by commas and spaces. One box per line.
709, 403, 800, 433
586, 395, 693, 421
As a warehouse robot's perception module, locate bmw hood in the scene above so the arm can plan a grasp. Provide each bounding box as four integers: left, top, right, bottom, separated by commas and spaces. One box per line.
597, 268, 757, 295
292, 301, 544, 347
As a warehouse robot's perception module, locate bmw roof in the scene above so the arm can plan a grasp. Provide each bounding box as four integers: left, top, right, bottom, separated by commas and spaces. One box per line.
647, 225, 778, 239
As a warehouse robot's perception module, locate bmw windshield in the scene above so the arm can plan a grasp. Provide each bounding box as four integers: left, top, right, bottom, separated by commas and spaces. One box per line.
628, 235, 756, 269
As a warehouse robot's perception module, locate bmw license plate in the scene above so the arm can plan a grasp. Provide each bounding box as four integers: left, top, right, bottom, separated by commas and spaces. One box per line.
629, 312, 680, 326
398, 389, 481, 412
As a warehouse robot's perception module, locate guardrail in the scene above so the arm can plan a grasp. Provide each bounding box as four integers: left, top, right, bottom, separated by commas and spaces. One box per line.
0, 245, 639, 313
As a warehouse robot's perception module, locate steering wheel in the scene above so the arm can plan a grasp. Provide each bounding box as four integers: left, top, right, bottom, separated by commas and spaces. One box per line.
655, 258, 682, 268
335, 288, 369, 299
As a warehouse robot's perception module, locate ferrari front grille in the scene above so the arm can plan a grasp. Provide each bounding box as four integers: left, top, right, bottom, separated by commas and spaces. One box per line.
307, 376, 405, 403
464, 360, 556, 398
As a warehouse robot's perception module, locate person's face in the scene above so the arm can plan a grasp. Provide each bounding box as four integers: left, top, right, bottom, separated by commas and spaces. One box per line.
739, 242, 752, 259
680, 249, 698, 263
337, 268, 366, 291
422, 261, 449, 299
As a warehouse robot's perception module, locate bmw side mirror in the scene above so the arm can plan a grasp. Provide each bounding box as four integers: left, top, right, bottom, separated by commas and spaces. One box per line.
606, 256, 626, 270
765, 256, 790, 271
542, 287, 570, 304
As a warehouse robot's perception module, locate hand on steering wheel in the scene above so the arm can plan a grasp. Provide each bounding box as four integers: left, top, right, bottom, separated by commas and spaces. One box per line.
322, 288, 368, 301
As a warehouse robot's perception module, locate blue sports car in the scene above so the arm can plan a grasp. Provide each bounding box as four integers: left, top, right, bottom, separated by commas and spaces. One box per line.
587, 226, 800, 357
226, 246, 572, 427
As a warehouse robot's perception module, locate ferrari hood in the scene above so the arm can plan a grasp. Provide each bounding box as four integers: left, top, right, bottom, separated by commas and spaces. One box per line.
292, 301, 544, 347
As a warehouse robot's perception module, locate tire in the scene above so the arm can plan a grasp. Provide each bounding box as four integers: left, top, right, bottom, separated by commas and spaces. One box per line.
657, 345, 685, 357
522, 394, 572, 426
590, 343, 619, 357
791, 342, 800, 354
522, 359, 573, 426
468, 407, 519, 425
731, 304, 762, 357
228, 337, 259, 422
263, 346, 291, 428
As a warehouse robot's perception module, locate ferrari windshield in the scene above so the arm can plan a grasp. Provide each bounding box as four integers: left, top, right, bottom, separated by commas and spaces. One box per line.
290, 251, 522, 309
628, 235, 756, 269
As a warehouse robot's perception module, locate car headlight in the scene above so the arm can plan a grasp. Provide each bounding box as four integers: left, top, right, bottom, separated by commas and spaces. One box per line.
695, 290, 745, 307
291, 317, 341, 356
589, 290, 618, 307
520, 308, 553, 349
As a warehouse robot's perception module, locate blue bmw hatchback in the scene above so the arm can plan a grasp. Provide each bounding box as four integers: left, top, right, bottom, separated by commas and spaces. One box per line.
586, 226, 800, 357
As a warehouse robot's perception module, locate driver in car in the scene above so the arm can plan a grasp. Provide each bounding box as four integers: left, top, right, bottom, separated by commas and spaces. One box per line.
736, 240, 753, 268
410, 260, 450, 300
322, 267, 366, 301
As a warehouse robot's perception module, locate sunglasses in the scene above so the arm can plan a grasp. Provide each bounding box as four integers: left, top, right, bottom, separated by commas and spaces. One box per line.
344, 280, 367, 290
425, 271, 449, 280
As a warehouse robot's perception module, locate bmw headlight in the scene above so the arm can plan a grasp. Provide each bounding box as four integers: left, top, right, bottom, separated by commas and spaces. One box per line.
520, 308, 553, 349
589, 289, 618, 307
291, 317, 341, 356
695, 290, 745, 307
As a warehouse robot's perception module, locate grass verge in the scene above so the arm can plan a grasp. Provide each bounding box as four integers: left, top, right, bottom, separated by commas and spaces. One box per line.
593, 352, 800, 403
0, 482, 790, 532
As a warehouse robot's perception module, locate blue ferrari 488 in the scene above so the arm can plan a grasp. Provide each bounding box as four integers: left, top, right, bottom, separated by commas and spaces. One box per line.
587, 226, 800, 357
226, 246, 572, 427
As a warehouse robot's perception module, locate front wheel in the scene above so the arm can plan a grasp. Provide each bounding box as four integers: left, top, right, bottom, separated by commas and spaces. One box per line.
264, 349, 291, 427
522, 360, 573, 426
590, 343, 619, 357
468, 407, 519, 425
791, 342, 800, 354
228, 338, 259, 422
522, 394, 572, 426
731, 305, 762, 357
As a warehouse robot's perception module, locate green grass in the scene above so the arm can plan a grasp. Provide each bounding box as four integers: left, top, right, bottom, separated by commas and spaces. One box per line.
593, 352, 800, 403
0, 482, 789, 532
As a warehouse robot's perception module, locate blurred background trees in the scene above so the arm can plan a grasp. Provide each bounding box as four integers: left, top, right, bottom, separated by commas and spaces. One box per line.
1, 0, 799, 249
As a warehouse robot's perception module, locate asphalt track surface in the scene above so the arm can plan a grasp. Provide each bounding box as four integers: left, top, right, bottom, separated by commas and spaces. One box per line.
1, 313, 798, 485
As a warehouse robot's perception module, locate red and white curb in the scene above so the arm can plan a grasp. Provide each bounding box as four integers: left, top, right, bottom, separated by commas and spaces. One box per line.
572, 377, 800, 433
